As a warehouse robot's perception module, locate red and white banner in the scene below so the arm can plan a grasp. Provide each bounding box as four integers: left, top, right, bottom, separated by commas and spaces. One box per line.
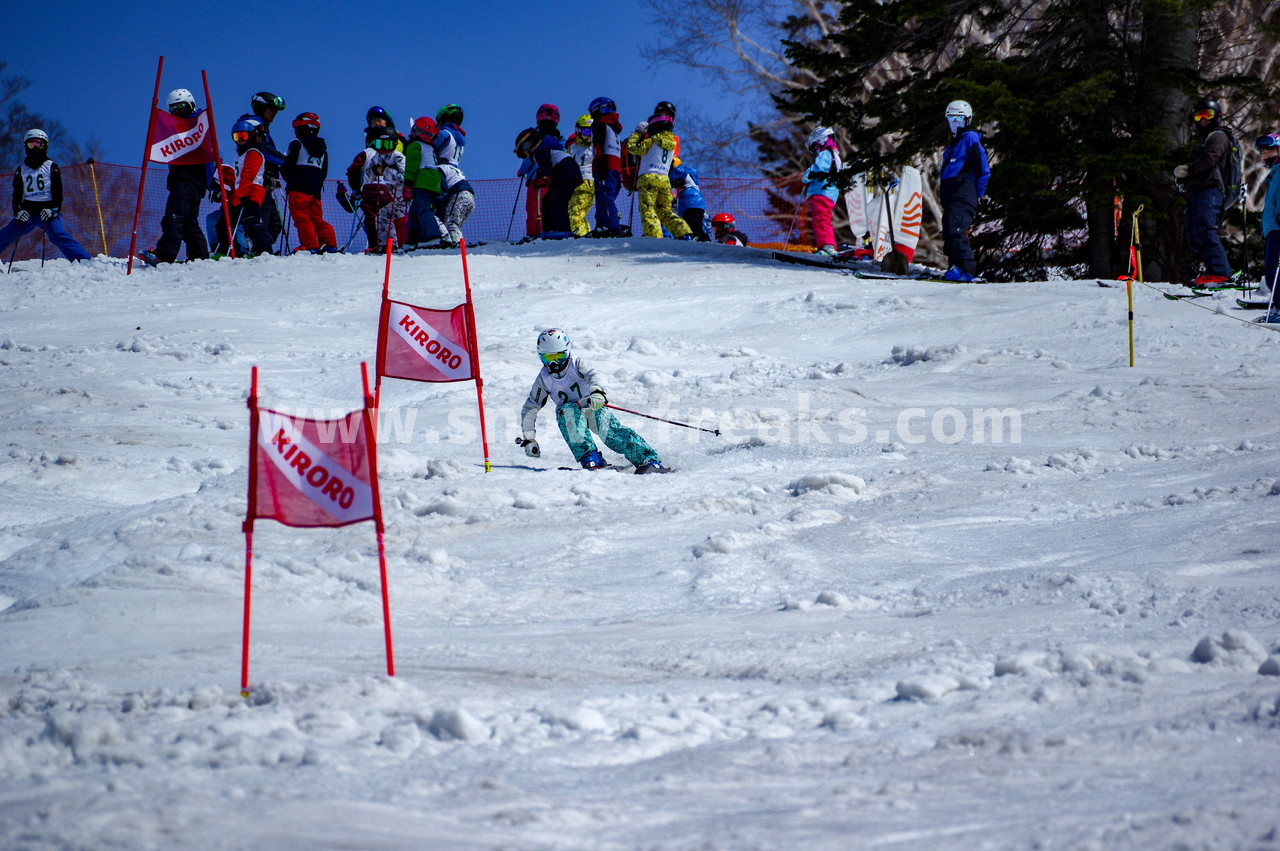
147, 108, 216, 166
251, 408, 376, 528
377, 300, 475, 384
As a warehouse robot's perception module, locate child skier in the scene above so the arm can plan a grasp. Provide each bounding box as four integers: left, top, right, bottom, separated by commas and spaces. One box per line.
588, 97, 624, 236
227, 118, 276, 255
711, 213, 750, 246
430, 110, 473, 247
803, 126, 841, 256
346, 130, 406, 253
625, 113, 691, 240
404, 116, 446, 249
567, 115, 595, 237
516, 126, 582, 239
518, 105, 560, 238
0, 129, 91, 262
669, 157, 710, 241
282, 112, 338, 253
939, 100, 990, 282
240, 92, 287, 248
519, 329, 670, 473
142, 88, 211, 266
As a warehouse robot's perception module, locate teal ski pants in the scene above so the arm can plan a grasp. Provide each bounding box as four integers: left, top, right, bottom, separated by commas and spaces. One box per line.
556, 404, 660, 467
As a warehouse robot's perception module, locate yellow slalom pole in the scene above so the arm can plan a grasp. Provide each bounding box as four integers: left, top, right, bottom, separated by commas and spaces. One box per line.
88, 159, 108, 257
1127, 205, 1144, 367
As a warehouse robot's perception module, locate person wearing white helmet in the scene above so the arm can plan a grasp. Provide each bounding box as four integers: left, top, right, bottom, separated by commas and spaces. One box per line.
139, 88, 212, 267
939, 100, 990, 282
0, 129, 91, 262
803, 126, 841, 255
518, 329, 670, 473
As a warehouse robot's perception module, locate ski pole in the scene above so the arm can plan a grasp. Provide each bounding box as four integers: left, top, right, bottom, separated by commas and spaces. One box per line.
605, 403, 721, 436
40, 228, 46, 268
5, 235, 18, 274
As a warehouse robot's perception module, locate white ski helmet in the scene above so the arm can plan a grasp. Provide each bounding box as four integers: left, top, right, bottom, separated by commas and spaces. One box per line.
807, 126, 834, 151
945, 100, 973, 128
536, 328, 572, 373
166, 88, 197, 115
23, 128, 49, 147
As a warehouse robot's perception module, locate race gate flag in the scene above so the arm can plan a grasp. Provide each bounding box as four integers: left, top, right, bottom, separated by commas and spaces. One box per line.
377, 300, 475, 384
147, 107, 215, 165
241, 364, 395, 693
890, 166, 924, 263
251, 407, 376, 528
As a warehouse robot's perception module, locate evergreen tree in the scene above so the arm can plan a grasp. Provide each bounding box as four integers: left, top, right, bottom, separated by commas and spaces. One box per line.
781, 1, 1275, 281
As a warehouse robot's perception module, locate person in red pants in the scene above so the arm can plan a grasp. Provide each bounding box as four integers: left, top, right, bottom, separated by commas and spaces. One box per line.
282, 112, 338, 253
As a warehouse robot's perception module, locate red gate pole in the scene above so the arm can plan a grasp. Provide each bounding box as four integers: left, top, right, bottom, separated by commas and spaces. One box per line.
127, 56, 164, 275
202, 70, 236, 259
458, 238, 492, 472
240, 366, 260, 696
362, 362, 395, 676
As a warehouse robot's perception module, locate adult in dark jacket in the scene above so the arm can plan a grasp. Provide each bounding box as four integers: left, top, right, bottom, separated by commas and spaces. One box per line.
1174, 98, 1234, 285
939, 100, 990, 282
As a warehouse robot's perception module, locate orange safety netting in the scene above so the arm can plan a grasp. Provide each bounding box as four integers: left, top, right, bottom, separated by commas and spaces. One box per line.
0, 162, 816, 261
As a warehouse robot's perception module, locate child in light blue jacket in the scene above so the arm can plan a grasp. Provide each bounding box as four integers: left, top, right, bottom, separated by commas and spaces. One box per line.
803, 126, 841, 255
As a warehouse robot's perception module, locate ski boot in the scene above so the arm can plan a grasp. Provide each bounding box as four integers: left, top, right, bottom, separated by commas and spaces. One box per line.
634, 459, 672, 475
579, 450, 607, 470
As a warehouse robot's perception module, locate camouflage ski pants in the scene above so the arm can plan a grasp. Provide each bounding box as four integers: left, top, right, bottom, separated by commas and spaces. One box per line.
568, 180, 594, 237
637, 173, 690, 239
556, 404, 660, 467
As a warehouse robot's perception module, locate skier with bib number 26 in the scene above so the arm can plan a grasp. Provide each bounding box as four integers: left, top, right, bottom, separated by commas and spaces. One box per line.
518, 329, 670, 473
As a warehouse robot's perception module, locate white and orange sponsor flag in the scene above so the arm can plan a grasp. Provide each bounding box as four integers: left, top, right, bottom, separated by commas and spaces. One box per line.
147, 107, 216, 166
376, 300, 475, 384
251, 408, 376, 528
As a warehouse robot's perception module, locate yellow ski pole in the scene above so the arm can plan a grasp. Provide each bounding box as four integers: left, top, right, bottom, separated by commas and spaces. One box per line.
88, 158, 108, 256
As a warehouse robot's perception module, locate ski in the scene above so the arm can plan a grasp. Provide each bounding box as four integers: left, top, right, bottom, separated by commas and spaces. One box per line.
557, 464, 632, 472
1236, 297, 1273, 310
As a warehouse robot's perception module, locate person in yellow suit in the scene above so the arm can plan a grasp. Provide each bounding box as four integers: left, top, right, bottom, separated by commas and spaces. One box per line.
566, 115, 595, 237
624, 113, 691, 239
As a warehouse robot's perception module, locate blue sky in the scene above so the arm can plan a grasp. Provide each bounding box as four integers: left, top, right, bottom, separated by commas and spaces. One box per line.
6, 0, 741, 180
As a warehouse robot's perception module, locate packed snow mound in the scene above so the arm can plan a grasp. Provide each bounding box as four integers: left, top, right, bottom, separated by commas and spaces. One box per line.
0, 241, 1278, 850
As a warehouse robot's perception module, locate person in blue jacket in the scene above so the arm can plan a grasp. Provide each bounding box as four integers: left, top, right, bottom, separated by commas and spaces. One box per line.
1253, 134, 1280, 312
515, 126, 582, 238
939, 100, 990, 282
669, 158, 710, 240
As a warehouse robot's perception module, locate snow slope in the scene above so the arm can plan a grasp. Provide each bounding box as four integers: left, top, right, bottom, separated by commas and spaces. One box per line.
1, 241, 1279, 850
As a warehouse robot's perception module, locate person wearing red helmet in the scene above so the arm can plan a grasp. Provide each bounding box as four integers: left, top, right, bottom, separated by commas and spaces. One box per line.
281, 112, 338, 253
710, 212, 749, 246
404, 116, 447, 249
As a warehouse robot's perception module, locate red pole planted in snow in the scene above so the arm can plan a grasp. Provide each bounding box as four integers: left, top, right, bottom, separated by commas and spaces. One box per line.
458, 238, 492, 472
362, 362, 395, 677
202, 70, 236, 260
241, 365, 260, 696
127, 56, 165, 275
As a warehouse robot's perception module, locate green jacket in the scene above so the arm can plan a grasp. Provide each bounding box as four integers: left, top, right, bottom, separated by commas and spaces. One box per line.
404, 140, 442, 192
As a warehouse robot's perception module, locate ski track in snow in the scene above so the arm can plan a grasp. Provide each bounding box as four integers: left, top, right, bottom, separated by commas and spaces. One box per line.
1, 240, 1279, 849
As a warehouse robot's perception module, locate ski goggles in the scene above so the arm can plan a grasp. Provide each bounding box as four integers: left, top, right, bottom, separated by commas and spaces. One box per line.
168, 103, 193, 116
539, 351, 568, 365
25, 139, 46, 149
1193, 109, 1216, 123
372, 137, 397, 151
231, 130, 252, 145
